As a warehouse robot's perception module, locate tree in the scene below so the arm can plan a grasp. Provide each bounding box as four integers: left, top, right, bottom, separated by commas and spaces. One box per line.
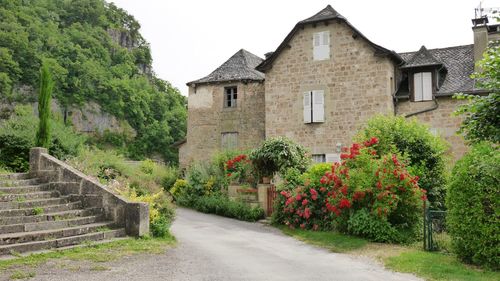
36, 62, 53, 148
454, 43, 500, 144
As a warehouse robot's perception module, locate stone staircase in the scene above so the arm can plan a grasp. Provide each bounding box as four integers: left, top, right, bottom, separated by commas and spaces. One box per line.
0, 148, 149, 256
0, 173, 125, 255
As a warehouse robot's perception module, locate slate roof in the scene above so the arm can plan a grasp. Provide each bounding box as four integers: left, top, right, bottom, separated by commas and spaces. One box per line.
401, 46, 443, 68
397, 45, 481, 96
257, 5, 402, 71
188, 49, 265, 86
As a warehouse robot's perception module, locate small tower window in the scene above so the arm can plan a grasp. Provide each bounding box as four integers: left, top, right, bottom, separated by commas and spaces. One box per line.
413, 72, 433, 101
224, 86, 237, 108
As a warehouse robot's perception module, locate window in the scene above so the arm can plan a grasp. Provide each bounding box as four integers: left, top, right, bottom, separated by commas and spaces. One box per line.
313, 31, 330, 61
224, 86, 237, 108
312, 154, 326, 163
221, 132, 238, 149
413, 72, 432, 101
325, 153, 340, 163
303, 90, 324, 123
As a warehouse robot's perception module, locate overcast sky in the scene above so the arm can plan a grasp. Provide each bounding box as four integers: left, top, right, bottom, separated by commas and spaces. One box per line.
107, 0, 498, 96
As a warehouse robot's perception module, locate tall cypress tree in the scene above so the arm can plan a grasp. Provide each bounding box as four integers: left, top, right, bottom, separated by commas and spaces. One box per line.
36, 62, 53, 148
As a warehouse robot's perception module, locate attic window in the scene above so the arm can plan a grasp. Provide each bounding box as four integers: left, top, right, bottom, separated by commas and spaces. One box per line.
413, 72, 432, 101
224, 86, 237, 108
313, 31, 330, 61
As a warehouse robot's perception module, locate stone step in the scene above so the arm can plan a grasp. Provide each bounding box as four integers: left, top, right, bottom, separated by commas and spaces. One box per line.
0, 228, 125, 255
0, 208, 103, 225
0, 196, 73, 210
0, 221, 116, 246
0, 184, 52, 194
0, 215, 105, 234
0, 201, 82, 217
0, 178, 41, 187
0, 191, 60, 203
0, 173, 32, 180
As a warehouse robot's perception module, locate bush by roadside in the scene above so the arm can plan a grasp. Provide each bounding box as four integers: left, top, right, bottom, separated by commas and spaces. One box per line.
446, 143, 499, 270
355, 115, 449, 210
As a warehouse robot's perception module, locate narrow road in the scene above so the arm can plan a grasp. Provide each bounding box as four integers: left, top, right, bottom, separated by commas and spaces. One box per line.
27, 208, 421, 281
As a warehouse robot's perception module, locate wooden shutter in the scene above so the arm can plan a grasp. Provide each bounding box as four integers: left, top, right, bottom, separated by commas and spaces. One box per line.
303, 92, 312, 123
325, 153, 340, 163
313, 31, 330, 60
312, 90, 324, 122
422, 72, 432, 101
413, 73, 423, 101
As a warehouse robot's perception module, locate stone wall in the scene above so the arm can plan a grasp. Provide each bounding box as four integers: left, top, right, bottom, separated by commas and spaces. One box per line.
396, 97, 469, 161
264, 21, 395, 155
181, 81, 265, 167
29, 148, 149, 236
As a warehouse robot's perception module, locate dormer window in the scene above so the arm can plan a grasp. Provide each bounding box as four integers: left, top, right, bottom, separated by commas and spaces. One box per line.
313, 31, 330, 61
413, 72, 433, 101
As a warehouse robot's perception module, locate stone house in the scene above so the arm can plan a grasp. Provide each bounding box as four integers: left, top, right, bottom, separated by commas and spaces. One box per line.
177, 5, 498, 168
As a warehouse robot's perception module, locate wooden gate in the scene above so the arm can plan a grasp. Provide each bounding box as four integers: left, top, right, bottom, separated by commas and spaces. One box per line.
266, 185, 277, 216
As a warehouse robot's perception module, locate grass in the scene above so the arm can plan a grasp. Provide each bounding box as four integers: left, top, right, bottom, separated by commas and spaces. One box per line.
31, 207, 44, 216
279, 227, 499, 281
385, 250, 500, 281
0, 235, 176, 273
279, 226, 368, 252
9, 270, 35, 279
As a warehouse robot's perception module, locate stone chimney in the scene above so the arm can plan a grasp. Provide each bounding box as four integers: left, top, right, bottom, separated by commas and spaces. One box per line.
472, 16, 489, 70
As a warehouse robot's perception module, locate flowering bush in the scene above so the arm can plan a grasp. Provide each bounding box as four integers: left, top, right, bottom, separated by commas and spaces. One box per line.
224, 154, 256, 184
276, 137, 426, 243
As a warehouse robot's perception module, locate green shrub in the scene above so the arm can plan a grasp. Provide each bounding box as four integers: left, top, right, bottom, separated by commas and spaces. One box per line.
189, 195, 264, 222
355, 115, 449, 209
0, 105, 85, 172
347, 209, 403, 243
250, 137, 310, 178
446, 143, 499, 269
275, 137, 425, 243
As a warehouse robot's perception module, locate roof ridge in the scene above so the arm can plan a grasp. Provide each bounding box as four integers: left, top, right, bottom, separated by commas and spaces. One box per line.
398, 44, 473, 55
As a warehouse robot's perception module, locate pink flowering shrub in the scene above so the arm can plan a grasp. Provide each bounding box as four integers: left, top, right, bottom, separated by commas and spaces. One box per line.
275, 137, 426, 243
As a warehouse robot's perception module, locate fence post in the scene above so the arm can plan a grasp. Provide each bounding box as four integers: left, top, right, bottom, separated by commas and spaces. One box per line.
423, 201, 427, 250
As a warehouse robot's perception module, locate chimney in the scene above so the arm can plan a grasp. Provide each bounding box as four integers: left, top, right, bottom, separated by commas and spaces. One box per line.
472, 16, 489, 70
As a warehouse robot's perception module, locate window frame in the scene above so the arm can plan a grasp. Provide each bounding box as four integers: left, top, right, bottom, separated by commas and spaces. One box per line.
410, 69, 434, 102
224, 86, 238, 108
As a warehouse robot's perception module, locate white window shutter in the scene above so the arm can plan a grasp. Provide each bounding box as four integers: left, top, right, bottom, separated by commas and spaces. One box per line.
303, 92, 312, 123
422, 72, 432, 101
312, 90, 324, 122
313, 31, 330, 60
325, 153, 340, 163
413, 73, 423, 101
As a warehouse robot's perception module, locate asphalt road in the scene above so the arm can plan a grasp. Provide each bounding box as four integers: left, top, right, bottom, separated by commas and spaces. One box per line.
25, 208, 421, 281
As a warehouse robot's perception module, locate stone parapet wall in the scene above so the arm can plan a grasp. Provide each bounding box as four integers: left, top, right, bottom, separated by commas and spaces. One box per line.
29, 147, 149, 237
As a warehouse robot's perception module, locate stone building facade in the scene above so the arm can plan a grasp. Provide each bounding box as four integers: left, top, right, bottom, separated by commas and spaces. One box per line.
179, 5, 498, 167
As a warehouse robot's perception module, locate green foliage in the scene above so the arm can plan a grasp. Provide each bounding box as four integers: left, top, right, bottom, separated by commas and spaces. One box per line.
454, 44, 499, 144
347, 209, 404, 243
276, 138, 425, 243
169, 179, 188, 199
187, 195, 265, 222
446, 143, 499, 269
355, 115, 449, 209
0, 0, 187, 163
0, 105, 85, 171
36, 62, 53, 148
250, 137, 310, 178
68, 148, 177, 237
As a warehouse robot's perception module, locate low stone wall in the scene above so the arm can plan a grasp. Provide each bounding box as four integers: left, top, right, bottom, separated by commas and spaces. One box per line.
29, 147, 149, 236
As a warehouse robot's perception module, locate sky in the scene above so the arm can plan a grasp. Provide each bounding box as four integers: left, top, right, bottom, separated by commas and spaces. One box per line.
107, 0, 499, 96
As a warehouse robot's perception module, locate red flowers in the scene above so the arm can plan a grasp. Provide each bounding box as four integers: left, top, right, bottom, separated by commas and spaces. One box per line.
339, 198, 351, 209
364, 137, 379, 147
310, 188, 318, 200
302, 199, 309, 206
